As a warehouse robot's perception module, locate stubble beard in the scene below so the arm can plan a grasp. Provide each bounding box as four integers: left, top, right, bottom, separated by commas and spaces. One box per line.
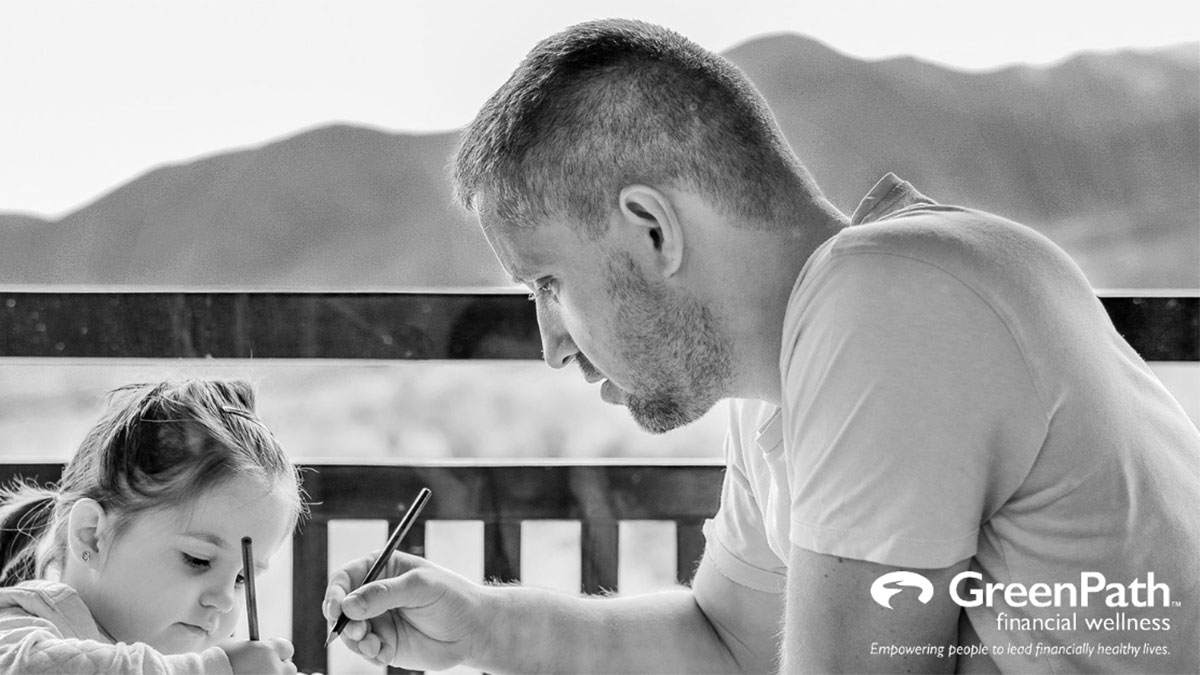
605, 254, 733, 434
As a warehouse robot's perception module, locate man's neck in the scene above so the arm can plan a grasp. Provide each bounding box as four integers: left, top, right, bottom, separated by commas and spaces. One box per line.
714, 209, 846, 405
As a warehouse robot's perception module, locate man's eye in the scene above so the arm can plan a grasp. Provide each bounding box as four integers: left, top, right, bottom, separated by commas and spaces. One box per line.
182, 553, 210, 570
533, 277, 557, 299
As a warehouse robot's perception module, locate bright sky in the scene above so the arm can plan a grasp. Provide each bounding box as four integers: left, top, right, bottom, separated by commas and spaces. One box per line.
2, 0, 1195, 218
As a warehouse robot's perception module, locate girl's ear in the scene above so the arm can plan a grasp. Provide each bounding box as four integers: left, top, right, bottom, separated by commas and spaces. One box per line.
66, 498, 107, 567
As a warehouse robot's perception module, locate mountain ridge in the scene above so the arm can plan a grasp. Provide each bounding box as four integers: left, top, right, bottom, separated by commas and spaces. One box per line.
1, 34, 1196, 289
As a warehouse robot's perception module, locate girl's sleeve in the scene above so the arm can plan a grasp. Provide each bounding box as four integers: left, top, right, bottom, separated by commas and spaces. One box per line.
0, 613, 232, 675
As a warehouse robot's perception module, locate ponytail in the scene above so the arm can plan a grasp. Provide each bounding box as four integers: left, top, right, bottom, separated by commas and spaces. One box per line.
0, 481, 57, 586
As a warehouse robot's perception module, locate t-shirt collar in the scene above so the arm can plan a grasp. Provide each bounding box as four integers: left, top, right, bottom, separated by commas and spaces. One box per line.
755, 407, 784, 453
849, 173, 936, 225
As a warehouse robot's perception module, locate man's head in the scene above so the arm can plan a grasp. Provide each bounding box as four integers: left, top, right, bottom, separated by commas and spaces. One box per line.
452, 19, 827, 432
452, 17, 825, 236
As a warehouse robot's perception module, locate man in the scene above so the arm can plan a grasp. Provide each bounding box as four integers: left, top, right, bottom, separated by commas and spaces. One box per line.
323, 19, 1199, 673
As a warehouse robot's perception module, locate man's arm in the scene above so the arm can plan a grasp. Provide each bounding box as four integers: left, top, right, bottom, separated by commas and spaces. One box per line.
331, 551, 782, 674
782, 546, 968, 673
475, 555, 780, 674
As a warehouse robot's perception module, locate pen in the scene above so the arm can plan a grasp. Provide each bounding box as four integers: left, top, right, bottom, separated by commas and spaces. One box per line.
325, 487, 432, 647
241, 536, 259, 641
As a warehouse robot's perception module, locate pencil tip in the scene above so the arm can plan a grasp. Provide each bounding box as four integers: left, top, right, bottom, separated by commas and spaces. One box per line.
324, 631, 337, 647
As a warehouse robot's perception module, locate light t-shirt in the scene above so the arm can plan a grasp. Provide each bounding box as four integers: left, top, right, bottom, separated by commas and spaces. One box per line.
703, 174, 1200, 673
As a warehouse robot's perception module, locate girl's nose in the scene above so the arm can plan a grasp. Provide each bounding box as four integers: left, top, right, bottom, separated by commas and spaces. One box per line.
199, 581, 236, 613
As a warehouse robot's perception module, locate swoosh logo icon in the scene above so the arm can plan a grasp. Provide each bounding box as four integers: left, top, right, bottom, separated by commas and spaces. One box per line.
870, 571, 935, 609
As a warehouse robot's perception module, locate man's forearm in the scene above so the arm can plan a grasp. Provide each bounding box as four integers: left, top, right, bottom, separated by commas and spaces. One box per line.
470, 585, 745, 674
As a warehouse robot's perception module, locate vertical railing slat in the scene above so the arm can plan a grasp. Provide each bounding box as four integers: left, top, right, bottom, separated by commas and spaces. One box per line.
581, 521, 619, 594
395, 520, 426, 559
293, 520, 329, 674
484, 521, 522, 583
675, 519, 706, 586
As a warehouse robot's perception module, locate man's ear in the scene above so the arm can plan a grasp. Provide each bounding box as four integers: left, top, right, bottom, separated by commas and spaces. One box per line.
66, 498, 107, 567
617, 185, 684, 277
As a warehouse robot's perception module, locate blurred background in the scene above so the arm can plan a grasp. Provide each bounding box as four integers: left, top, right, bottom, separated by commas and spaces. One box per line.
1, 1, 1197, 672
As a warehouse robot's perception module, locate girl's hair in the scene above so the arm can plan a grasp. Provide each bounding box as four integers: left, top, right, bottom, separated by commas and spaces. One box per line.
0, 379, 307, 586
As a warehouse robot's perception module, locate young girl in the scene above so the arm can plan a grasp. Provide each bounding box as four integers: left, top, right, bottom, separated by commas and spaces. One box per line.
0, 379, 307, 674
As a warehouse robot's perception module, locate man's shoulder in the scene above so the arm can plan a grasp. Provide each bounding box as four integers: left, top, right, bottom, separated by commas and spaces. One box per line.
804, 203, 1089, 305
837, 204, 1046, 266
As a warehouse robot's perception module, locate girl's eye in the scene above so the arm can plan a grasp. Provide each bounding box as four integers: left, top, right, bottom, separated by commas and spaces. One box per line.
235, 573, 246, 587
182, 553, 210, 570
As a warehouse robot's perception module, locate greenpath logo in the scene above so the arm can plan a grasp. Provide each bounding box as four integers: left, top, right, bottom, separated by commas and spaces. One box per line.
870, 571, 1172, 609
871, 571, 934, 608
951, 571, 1171, 608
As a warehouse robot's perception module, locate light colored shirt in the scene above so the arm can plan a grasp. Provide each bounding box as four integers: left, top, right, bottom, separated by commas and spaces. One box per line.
704, 174, 1200, 673
0, 580, 232, 674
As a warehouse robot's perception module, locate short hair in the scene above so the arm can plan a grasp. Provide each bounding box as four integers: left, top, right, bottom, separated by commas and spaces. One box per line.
453, 18, 827, 236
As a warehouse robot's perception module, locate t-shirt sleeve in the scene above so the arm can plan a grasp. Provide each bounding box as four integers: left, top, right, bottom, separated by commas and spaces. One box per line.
781, 251, 1047, 568
702, 401, 787, 594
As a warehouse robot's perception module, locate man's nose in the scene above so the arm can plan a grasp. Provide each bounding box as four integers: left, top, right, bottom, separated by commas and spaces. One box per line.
537, 302, 577, 369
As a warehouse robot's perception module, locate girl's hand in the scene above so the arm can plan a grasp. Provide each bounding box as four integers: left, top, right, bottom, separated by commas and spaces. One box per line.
221, 637, 298, 675
323, 550, 486, 670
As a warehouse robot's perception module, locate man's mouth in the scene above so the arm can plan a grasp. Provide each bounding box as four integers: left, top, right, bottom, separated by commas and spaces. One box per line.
577, 357, 625, 404
576, 356, 604, 383
600, 379, 627, 405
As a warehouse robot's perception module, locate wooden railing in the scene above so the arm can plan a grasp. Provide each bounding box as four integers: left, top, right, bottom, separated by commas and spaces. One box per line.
0, 459, 723, 674
2, 289, 1197, 673
2, 291, 1196, 362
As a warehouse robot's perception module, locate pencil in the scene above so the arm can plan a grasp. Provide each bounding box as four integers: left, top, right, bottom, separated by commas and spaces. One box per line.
325, 487, 431, 647
241, 536, 259, 641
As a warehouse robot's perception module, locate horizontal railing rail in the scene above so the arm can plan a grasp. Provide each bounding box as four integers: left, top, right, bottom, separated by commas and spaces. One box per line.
2, 290, 1197, 361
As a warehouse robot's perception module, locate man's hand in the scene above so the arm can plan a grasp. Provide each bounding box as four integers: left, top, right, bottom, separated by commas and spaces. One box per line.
323, 550, 486, 671
221, 637, 297, 675
783, 546, 969, 673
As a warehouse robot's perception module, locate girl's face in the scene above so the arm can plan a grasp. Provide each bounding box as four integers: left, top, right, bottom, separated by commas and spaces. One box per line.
81, 475, 293, 654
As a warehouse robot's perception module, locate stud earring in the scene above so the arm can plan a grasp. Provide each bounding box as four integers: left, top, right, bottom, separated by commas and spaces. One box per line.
81, 551, 91, 562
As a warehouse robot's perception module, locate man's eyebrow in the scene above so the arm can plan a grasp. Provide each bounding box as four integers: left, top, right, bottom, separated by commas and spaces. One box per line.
508, 269, 537, 286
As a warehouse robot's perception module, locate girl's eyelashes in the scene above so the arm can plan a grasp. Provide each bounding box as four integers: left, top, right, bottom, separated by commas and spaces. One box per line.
182, 552, 247, 586
182, 552, 210, 570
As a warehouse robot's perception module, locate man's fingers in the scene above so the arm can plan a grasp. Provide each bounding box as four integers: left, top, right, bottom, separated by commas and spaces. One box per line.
341, 618, 370, 641
323, 570, 351, 620
323, 552, 386, 619
343, 569, 440, 620
350, 632, 382, 661
326, 550, 428, 621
